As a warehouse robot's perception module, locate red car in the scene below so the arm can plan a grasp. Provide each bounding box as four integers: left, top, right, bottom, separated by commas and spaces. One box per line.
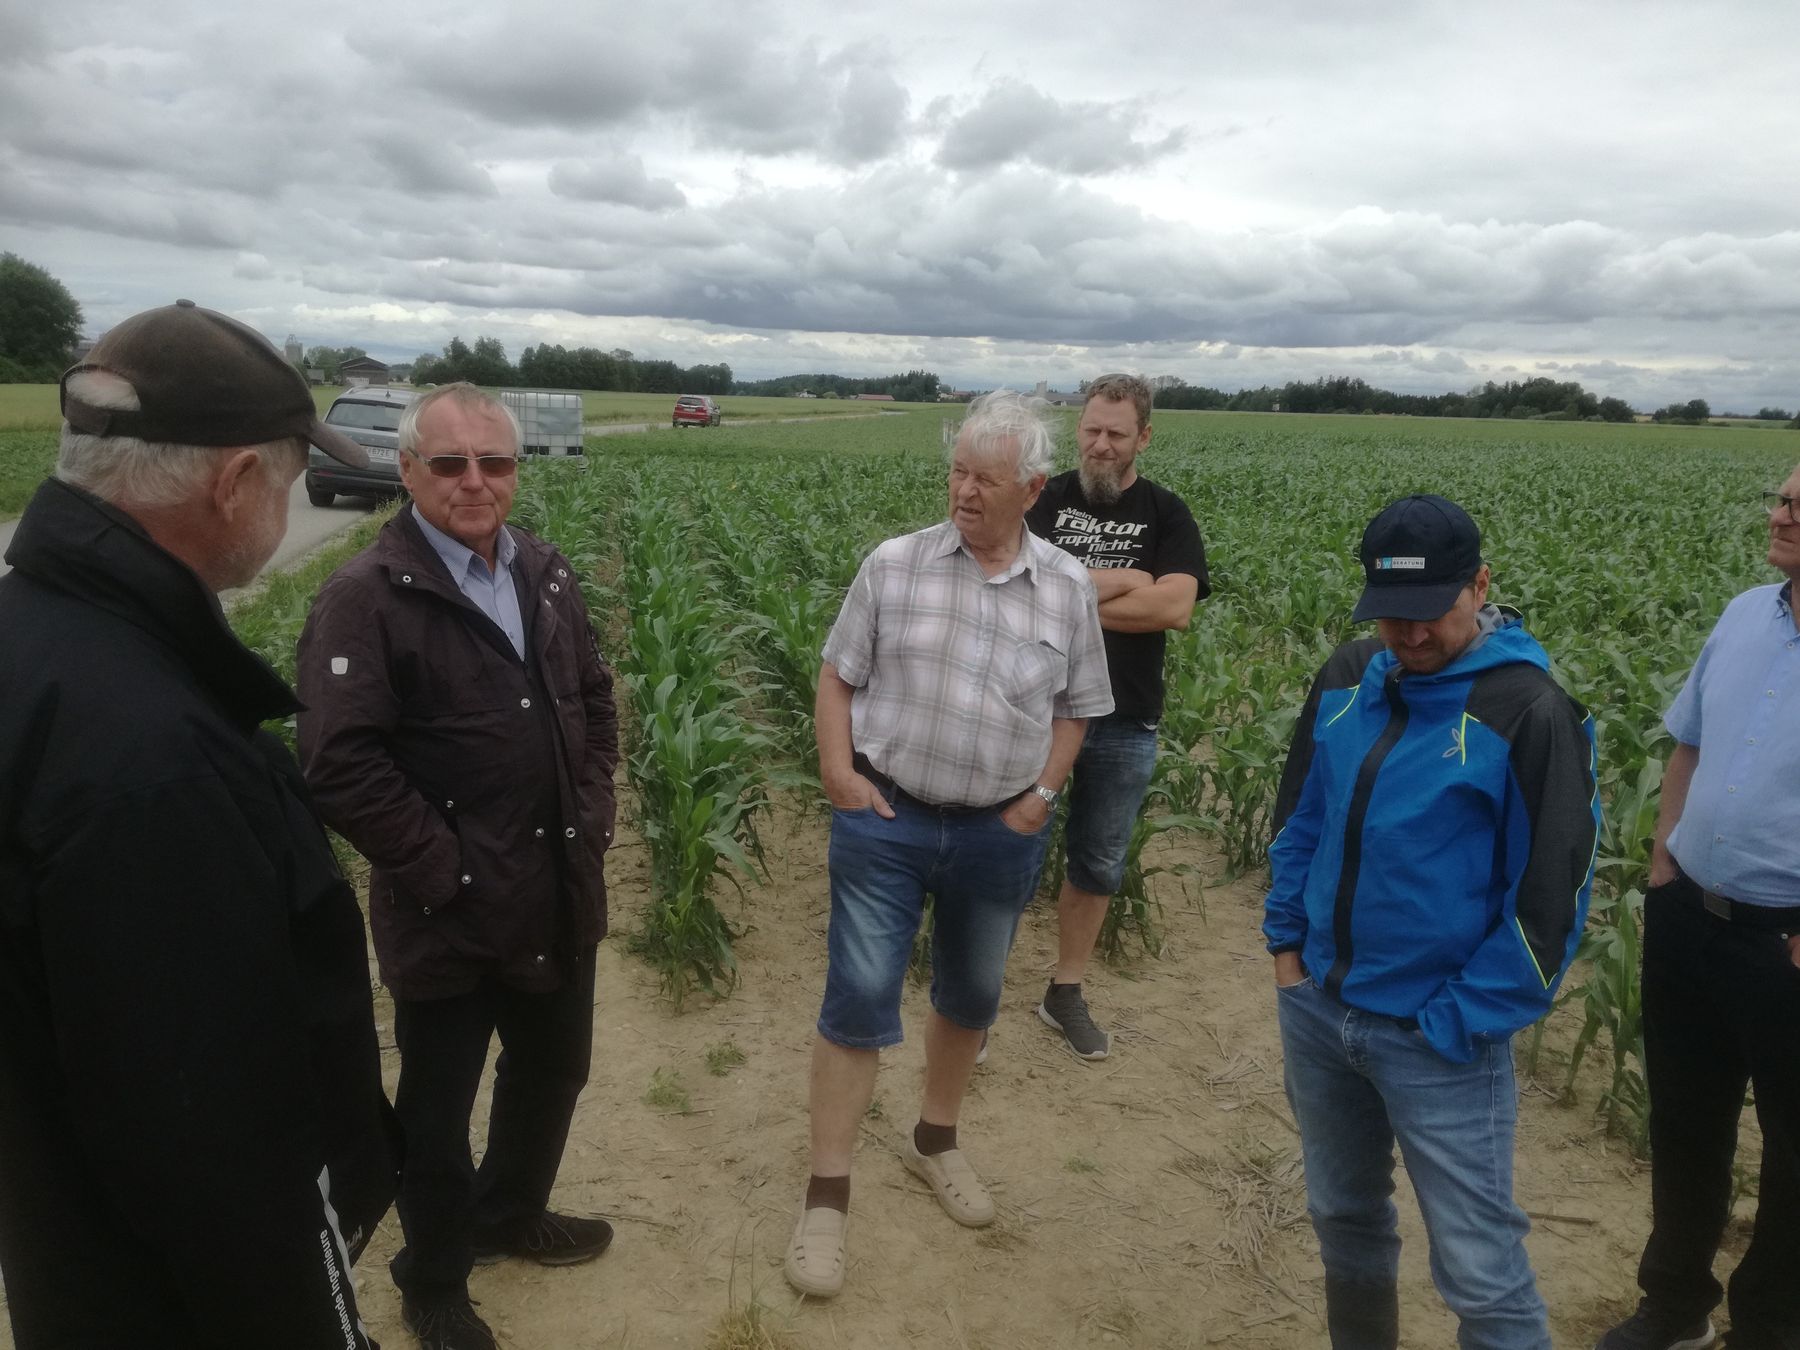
672, 395, 723, 428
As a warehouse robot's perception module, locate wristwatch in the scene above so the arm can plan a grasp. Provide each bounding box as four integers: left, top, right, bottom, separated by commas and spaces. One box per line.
1028, 784, 1060, 810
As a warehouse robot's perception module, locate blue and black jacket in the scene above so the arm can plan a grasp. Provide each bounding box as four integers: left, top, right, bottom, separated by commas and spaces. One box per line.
1263, 610, 1599, 1063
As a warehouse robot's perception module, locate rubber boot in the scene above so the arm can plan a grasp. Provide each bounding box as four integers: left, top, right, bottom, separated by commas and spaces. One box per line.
1325, 1276, 1400, 1350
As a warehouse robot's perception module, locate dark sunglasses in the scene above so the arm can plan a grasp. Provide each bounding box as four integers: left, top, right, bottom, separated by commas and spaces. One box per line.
406, 449, 519, 479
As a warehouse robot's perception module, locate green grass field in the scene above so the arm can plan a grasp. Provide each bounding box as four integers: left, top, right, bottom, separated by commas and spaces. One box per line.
3, 385, 1792, 522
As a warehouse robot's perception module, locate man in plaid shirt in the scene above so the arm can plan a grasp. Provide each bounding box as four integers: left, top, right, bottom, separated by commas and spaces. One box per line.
784, 390, 1112, 1299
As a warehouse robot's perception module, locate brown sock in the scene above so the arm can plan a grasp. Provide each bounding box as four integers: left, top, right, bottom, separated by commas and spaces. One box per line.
913, 1120, 957, 1156
805, 1173, 850, 1213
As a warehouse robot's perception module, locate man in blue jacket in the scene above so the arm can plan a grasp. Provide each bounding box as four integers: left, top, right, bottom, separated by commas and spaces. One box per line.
1265, 495, 1599, 1350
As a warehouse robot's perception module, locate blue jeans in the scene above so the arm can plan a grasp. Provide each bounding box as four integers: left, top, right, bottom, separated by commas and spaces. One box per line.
1277, 977, 1549, 1350
1062, 714, 1159, 896
817, 796, 1052, 1048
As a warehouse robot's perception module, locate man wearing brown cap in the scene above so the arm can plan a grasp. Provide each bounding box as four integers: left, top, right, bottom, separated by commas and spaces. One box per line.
1264, 494, 1599, 1349
0, 301, 397, 1349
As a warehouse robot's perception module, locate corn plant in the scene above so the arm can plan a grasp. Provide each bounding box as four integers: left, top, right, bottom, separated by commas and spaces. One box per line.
1556, 888, 1649, 1153
616, 492, 772, 1006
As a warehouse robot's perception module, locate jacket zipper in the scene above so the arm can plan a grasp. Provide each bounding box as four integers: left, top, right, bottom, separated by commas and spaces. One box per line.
1324, 668, 1408, 998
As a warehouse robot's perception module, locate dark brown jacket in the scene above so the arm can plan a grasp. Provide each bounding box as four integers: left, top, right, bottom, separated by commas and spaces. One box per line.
297, 510, 617, 1001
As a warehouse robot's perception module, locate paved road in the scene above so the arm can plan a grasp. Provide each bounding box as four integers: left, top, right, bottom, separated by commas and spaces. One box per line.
0, 476, 378, 586
581, 411, 889, 435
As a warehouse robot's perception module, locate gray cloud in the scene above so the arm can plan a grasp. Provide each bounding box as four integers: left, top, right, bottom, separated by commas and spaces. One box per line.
938, 81, 1190, 174
370, 135, 498, 199
400, 13, 909, 167
3, 0, 1796, 411
549, 155, 686, 210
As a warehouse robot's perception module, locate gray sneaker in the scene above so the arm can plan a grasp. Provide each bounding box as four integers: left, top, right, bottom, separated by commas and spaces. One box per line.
1037, 981, 1111, 1060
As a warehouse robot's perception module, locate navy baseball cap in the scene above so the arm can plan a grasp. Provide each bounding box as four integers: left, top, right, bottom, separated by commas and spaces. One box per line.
1351, 494, 1484, 622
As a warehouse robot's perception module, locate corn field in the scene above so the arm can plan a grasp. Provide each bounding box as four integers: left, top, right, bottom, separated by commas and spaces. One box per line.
507, 410, 1795, 1141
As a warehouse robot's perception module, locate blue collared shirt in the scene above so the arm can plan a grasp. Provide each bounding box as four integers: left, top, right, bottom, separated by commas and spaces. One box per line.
412, 505, 526, 660
1665, 581, 1800, 908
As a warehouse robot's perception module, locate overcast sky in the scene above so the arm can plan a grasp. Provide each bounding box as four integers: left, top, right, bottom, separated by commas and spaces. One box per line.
3, 0, 1798, 408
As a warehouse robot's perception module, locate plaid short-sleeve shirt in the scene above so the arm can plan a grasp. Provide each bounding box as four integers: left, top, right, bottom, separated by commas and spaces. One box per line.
821, 519, 1114, 807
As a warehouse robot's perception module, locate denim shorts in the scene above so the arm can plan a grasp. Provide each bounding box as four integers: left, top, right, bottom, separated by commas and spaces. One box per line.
1061, 714, 1159, 896
817, 794, 1053, 1048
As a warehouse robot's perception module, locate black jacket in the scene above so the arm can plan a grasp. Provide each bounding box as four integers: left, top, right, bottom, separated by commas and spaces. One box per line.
296, 510, 617, 1002
0, 480, 397, 1349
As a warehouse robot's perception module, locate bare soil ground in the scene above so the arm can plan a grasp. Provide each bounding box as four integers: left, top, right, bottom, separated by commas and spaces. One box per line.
2, 797, 1759, 1349
341, 800, 1709, 1350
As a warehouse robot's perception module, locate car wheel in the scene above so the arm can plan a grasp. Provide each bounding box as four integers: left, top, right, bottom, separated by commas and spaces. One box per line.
307, 485, 335, 507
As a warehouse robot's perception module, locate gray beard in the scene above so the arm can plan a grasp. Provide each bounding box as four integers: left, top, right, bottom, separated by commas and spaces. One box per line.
1079, 463, 1126, 506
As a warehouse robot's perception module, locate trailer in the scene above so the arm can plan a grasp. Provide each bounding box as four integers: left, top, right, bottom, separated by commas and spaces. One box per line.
498, 388, 585, 455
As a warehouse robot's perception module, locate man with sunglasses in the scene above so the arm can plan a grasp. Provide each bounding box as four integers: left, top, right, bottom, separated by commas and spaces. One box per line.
1596, 466, 1800, 1350
298, 382, 619, 1350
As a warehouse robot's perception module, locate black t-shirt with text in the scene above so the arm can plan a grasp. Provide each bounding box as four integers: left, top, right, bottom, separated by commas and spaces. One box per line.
1025, 472, 1209, 720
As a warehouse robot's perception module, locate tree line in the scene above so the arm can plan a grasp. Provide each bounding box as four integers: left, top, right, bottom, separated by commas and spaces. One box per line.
403, 337, 733, 394
0, 253, 84, 383
3, 256, 1795, 425
733, 369, 942, 402
1151, 374, 1644, 422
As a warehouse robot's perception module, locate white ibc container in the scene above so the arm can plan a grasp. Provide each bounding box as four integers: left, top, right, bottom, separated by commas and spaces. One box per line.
500, 389, 586, 455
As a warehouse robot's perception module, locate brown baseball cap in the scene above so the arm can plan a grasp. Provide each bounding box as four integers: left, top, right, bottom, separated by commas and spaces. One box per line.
59, 299, 368, 469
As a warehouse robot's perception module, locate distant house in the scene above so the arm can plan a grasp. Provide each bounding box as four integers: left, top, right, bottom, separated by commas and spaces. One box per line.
305, 367, 326, 385
853, 392, 896, 402
339, 356, 391, 387
1043, 390, 1084, 407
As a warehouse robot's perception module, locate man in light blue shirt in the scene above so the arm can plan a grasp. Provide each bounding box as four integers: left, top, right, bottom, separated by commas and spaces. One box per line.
411, 504, 526, 660
1597, 461, 1800, 1350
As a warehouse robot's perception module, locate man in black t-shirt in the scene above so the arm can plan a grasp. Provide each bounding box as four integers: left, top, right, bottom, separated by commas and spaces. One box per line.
1022, 373, 1209, 1059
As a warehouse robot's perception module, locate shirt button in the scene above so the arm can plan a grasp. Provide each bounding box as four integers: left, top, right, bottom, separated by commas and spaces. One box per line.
445, 799, 455, 809
1727, 786, 1736, 793
401, 574, 412, 584
535, 827, 546, 838
520, 697, 532, 709
550, 583, 561, 593
422, 906, 432, 915
564, 826, 577, 839
535, 954, 547, 964
1716, 835, 1724, 842
461, 873, 472, 884
557, 568, 568, 579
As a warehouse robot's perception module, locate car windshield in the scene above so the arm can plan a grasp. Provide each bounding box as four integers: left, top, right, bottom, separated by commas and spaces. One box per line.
327, 401, 406, 432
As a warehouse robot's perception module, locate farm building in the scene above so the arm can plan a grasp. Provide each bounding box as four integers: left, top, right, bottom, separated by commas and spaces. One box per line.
339, 356, 390, 387
852, 392, 896, 402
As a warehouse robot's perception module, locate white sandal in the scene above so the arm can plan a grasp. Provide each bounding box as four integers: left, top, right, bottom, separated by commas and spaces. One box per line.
784, 1205, 848, 1297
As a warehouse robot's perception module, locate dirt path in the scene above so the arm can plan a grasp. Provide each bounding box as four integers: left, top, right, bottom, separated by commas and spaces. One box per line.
3, 796, 1745, 1347
583, 413, 892, 436
344, 805, 1689, 1349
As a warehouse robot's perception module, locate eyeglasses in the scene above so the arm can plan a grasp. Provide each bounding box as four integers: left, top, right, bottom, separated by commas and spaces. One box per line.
406, 449, 519, 479
1762, 492, 1799, 520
